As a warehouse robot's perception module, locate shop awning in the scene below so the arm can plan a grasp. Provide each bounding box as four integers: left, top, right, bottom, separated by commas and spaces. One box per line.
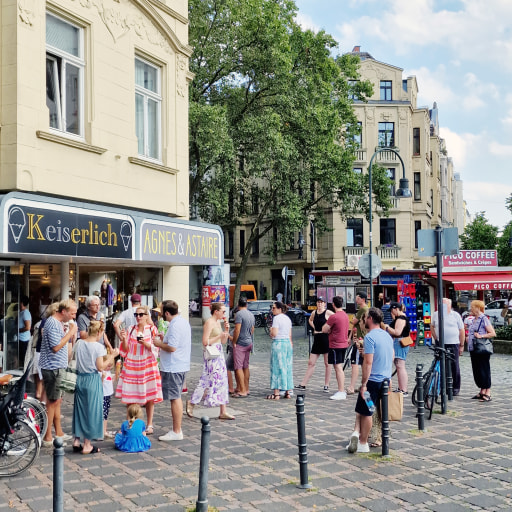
428, 271, 512, 291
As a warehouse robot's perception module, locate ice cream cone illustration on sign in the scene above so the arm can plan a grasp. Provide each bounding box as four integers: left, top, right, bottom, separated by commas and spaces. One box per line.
120, 221, 132, 251
8, 206, 26, 244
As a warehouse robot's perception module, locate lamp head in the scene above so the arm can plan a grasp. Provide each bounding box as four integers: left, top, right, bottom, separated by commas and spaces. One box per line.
395, 177, 412, 198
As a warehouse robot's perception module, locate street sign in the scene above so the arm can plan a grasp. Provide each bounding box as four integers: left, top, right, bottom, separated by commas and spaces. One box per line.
358, 253, 382, 279
281, 266, 288, 280
287, 270, 296, 276
418, 227, 459, 257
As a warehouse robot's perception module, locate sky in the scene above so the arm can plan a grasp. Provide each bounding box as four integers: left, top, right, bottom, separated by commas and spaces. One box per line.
294, 0, 512, 231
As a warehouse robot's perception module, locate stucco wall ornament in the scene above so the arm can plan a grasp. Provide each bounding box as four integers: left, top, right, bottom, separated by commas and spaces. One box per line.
70, 0, 173, 53
176, 54, 187, 97
18, 0, 35, 26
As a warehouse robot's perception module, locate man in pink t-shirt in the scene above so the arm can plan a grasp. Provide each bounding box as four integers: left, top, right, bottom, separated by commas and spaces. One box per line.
322, 295, 349, 400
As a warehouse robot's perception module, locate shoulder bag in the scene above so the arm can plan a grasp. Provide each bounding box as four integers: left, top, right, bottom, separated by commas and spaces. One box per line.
380, 389, 403, 421
472, 318, 493, 355
205, 344, 220, 360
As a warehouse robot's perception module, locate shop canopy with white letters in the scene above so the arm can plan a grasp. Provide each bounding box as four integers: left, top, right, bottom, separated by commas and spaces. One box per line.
428, 268, 512, 291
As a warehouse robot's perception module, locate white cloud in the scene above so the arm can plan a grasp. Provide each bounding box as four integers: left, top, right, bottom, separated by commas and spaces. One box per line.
404, 66, 456, 106
295, 12, 321, 33
334, 0, 512, 69
439, 127, 482, 169
464, 182, 512, 229
489, 142, 512, 157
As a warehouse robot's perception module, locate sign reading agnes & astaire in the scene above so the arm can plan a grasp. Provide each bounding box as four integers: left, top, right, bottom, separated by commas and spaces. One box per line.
5, 201, 134, 258
141, 220, 222, 265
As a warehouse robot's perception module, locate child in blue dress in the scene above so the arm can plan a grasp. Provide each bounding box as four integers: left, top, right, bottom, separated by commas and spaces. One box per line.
114, 404, 151, 452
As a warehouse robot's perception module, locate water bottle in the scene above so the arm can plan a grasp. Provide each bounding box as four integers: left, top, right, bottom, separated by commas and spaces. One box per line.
364, 391, 376, 414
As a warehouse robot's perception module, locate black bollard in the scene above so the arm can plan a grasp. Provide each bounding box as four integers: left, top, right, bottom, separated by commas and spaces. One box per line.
196, 416, 211, 512
415, 364, 425, 431
381, 379, 390, 457
295, 394, 312, 489
446, 350, 453, 401
53, 437, 65, 512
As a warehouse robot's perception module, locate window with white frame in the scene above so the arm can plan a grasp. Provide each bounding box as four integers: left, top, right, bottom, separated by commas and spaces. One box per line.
46, 13, 84, 137
135, 57, 162, 161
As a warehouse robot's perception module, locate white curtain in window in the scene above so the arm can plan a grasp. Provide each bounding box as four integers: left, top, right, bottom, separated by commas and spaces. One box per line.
135, 93, 145, 155
147, 99, 159, 159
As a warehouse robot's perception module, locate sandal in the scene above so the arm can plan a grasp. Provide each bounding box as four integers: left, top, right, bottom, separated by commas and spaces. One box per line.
479, 394, 492, 402
294, 384, 306, 390
232, 393, 248, 398
72, 445, 83, 453
369, 442, 382, 448
266, 394, 280, 400
186, 400, 194, 417
471, 393, 482, 399
219, 413, 235, 420
82, 445, 100, 454
283, 391, 292, 399
146, 425, 154, 435
346, 388, 355, 395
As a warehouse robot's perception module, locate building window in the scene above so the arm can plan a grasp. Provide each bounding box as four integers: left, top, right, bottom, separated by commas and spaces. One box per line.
353, 167, 362, 174
414, 172, 421, 200
413, 127, 420, 155
46, 13, 84, 137
430, 189, 434, 215
135, 57, 162, 161
386, 168, 396, 196
348, 80, 359, 100
380, 80, 392, 101
414, 221, 421, 249
252, 228, 259, 255
239, 229, 245, 255
227, 231, 234, 258
347, 218, 363, 247
378, 122, 394, 147
380, 219, 396, 246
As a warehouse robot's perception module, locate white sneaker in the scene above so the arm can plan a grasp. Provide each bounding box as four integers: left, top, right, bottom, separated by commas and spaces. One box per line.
159, 430, 184, 442
357, 442, 370, 453
329, 391, 347, 400
347, 431, 359, 453
56, 433, 73, 442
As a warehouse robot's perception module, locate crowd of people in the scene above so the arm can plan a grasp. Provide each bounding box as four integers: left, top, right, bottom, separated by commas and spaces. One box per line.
15, 288, 495, 455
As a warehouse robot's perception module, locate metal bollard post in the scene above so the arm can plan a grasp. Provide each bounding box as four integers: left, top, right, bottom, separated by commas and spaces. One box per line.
381, 379, 390, 457
53, 437, 65, 512
445, 350, 453, 401
295, 394, 312, 489
196, 416, 211, 512
415, 364, 425, 431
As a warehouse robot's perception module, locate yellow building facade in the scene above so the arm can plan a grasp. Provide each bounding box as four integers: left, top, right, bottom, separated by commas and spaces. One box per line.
0, 0, 222, 370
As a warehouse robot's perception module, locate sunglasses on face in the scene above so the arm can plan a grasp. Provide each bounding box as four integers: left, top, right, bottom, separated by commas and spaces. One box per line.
134, 313, 146, 318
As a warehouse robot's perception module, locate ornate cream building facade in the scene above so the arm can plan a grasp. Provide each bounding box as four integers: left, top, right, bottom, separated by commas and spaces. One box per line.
0, 0, 222, 370
227, 48, 462, 304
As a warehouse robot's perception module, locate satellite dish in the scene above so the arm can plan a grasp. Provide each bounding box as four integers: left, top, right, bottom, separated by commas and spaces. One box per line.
358, 254, 382, 279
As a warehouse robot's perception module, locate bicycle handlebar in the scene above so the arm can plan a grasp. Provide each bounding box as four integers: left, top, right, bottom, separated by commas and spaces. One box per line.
427, 344, 455, 361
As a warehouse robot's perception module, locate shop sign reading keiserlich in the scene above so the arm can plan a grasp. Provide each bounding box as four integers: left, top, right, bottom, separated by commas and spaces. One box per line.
5, 201, 134, 259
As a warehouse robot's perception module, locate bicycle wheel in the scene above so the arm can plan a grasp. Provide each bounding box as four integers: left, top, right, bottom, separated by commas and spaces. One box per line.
411, 370, 431, 407
254, 315, 262, 328
425, 372, 439, 420
0, 419, 40, 477
23, 397, 48, 438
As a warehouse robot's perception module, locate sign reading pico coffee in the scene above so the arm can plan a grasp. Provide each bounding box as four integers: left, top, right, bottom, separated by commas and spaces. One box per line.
443, 250, 497, 268
5, 200, 134, 259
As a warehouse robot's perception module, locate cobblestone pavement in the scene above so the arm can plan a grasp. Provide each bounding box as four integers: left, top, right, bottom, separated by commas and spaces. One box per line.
2, 323, 512, 511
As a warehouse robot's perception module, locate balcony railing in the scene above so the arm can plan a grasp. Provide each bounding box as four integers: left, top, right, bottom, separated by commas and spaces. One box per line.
343, 246, 367, 257
376, 245, 401, 259
354, 149, 367, 162
374, 147, 400, 163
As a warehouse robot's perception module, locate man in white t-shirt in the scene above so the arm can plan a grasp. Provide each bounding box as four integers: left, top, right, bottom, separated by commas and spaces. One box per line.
153, 300, 191, 441
432, 298, 465, 396
113, 293, 141, 340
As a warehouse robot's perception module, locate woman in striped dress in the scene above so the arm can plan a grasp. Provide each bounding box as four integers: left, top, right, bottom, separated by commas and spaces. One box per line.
115, 306, 163, 434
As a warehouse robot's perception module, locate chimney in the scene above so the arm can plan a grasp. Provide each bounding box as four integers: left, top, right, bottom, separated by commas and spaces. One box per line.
352, 46, 361, 53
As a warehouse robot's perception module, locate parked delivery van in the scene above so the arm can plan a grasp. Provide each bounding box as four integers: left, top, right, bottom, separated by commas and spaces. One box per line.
229, 284, 257, 308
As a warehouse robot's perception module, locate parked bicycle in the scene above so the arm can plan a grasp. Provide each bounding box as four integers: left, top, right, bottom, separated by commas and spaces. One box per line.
412, 345, 454, 420
0, 362, 42, 477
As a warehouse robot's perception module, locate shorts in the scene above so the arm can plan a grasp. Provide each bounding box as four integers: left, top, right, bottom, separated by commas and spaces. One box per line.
233, 343, 252, 370
349, 344, 363, 365
103, 395, 112, 420
161, 371, 186, 401
355, 379, 385, 417
41, 368, 64, 401
328, 348, 347, 365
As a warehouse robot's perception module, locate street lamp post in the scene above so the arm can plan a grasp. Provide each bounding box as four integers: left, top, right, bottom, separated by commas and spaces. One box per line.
367, 147, 412, 306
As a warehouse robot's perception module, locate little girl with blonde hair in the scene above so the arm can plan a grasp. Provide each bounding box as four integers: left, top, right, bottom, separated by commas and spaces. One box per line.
114, 404, 151, 452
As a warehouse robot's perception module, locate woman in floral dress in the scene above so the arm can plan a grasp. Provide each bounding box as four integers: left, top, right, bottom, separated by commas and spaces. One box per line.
116, 306, 163, 434
187, 302, 234, 420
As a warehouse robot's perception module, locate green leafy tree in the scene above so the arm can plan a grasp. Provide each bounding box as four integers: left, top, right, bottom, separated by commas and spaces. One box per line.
497, 221, 512, 266
459, 212, 498, 251
189, 0, 392, 300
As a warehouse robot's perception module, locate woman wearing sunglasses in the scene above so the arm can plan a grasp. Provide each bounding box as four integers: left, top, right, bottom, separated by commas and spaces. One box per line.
116, 306, 163, 434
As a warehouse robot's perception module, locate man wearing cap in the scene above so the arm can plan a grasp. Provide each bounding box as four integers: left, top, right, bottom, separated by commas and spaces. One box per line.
346, 291, 369, 394
113, 293, 142, 340
153, 300, 191, 441
77, 295, 113, 350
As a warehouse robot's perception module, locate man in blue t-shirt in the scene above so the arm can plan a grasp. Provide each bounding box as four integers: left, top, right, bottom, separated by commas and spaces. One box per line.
346, 307, 393, 454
